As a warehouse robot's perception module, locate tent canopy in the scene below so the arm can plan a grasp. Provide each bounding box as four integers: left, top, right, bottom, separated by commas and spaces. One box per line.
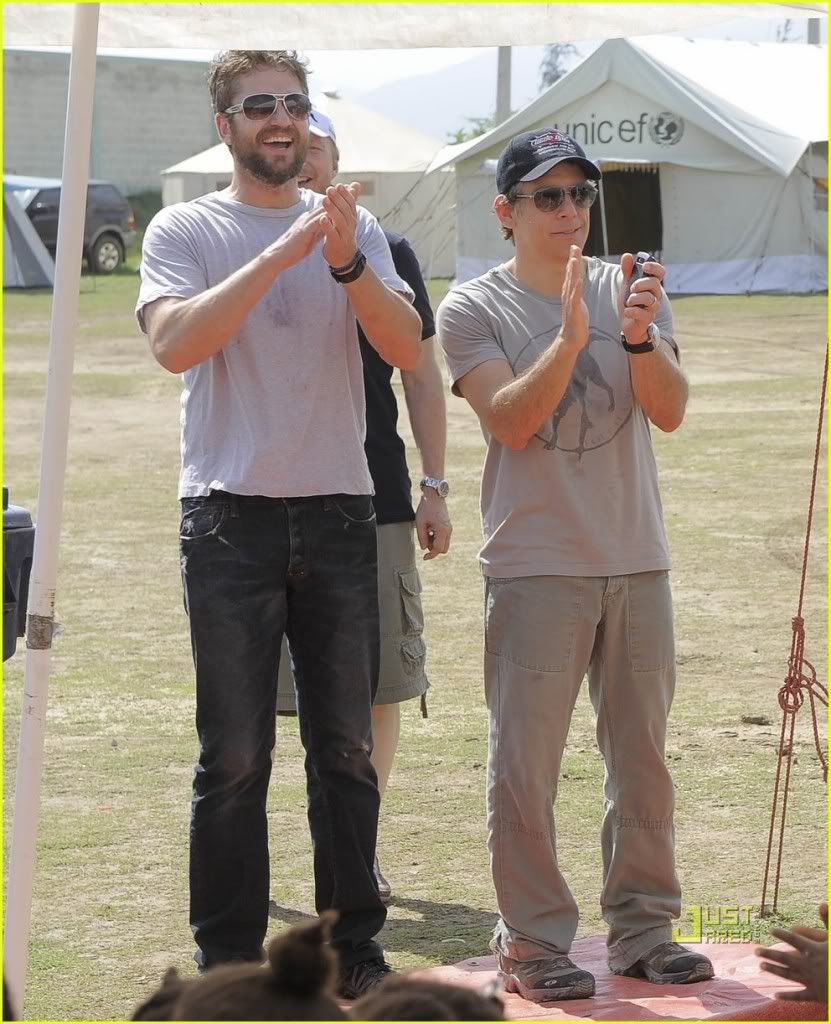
427, 36, 828, 178
435, 37, 827, 294
4, 3, 826, 49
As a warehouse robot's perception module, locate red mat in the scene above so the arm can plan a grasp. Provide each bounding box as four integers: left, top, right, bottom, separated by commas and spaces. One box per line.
416, 936, 817, 1020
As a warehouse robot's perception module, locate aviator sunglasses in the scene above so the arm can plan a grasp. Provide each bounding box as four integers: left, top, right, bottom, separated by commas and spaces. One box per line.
513, 181, 599, 211
222, 92, 312, 121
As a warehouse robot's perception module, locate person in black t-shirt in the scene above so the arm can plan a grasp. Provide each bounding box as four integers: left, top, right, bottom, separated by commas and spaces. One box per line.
276, 108, 452, 901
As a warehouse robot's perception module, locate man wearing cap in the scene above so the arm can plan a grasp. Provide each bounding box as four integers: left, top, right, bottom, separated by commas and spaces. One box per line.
137, 50, 422, 996
436, 128, 713, 1001
274, 108, 452, 903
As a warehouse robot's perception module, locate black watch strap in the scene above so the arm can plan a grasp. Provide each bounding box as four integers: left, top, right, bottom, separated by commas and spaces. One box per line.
621, 323, 659, 354
621, 334, 654, 354
331, 251, 366, 284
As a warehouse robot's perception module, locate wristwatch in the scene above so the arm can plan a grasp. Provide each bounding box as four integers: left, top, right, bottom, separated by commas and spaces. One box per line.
420, 476, 450, 498
621, 322, 660, 354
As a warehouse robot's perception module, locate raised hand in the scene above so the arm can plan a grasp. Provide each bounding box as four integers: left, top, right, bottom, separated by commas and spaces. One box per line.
266, 207, 327, 273
560, 245, 589, 350
619, 252, 665, 347
322, 182, 363, 269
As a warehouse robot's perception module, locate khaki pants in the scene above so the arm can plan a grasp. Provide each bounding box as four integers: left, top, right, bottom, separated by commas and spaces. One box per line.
484, 571, 681, 972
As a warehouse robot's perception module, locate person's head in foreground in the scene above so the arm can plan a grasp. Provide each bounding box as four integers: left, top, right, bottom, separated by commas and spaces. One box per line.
493, 128, 601, 261
352, 974, 506, 1020
132, 912, 348, 1021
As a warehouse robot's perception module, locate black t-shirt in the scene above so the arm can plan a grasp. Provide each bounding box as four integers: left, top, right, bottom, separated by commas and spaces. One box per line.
359, 231, 435, 525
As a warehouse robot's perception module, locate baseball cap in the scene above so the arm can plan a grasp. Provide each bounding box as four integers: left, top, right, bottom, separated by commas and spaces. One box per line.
309, 108, 337, 141
496, 128, 601, 194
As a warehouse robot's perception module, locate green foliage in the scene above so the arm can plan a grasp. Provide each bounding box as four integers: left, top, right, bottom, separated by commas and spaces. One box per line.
126, 189, 163, 232
539, 42, 580, 90
447, 115, 499, 145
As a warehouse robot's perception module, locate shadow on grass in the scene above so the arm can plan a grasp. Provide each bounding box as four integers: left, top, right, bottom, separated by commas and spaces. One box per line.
269, 896, 497, 962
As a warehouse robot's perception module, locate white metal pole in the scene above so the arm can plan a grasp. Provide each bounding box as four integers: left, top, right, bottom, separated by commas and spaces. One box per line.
495, 46, 511, 124
4, 4, 100, 1013
598, 173, 610, 258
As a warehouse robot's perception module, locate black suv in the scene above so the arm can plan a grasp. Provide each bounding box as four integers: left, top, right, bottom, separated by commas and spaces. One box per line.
6, 176, 137, 274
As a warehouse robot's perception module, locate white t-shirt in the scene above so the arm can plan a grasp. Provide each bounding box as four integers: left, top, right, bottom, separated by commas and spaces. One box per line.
136, 189, 413, 499
437, 258, 676, 578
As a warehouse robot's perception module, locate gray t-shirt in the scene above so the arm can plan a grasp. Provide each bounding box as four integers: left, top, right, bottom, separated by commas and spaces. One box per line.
137, 189, 413, 499
437, 258, 676, 578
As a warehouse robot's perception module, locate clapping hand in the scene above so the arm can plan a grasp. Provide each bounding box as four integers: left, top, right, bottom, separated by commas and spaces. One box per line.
322, 181, 362, 269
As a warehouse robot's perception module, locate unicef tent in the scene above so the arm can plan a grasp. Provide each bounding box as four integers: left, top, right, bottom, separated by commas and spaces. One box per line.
427, 36, 828, 294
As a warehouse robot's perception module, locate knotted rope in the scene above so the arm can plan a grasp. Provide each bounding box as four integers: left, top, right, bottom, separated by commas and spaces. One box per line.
760, 347, 828, 916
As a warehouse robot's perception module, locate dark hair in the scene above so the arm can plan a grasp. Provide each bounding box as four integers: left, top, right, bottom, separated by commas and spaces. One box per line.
352, 976, 506, 1021
498, 185, 521, 243
208, 50, 310, 113
131, 913, 347, 1022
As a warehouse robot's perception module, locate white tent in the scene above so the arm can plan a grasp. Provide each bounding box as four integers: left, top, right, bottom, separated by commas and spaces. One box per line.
3, 3, 827, 1014
428, 37, 828, 294
161, 93, 456, 277
2, 185, 55, 288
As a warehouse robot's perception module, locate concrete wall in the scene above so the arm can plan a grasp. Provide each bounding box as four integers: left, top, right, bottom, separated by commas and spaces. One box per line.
3, 51, 217, 195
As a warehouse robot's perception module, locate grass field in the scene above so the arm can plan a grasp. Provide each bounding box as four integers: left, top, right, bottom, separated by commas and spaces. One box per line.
2, 259, 828, 1021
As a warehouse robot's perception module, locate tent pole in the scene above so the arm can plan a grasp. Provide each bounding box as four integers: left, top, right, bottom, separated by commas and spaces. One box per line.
598, 173, 610, 258
4, 3, 100, 1014
496, 46, 511, 124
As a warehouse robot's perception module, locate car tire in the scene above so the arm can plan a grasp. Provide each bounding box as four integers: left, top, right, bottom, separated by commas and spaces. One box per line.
89, 233, 124, 274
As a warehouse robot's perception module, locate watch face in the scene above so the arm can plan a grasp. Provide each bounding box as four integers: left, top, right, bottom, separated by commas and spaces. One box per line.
437, 481, 450, 498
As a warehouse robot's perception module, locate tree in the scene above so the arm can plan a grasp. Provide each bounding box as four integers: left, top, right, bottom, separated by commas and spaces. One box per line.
539, 42, 579, 89
447, 114, 498, 144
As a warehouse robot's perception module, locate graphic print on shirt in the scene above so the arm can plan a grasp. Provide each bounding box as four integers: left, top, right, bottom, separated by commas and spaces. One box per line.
506, 325, 632, 458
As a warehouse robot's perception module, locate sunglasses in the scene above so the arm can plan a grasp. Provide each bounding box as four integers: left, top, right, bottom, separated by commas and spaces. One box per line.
513, 182, 598, 211
222, 92, 312, 122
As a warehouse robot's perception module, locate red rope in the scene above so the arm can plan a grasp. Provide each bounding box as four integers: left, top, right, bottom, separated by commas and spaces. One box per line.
760, 347, 828, 917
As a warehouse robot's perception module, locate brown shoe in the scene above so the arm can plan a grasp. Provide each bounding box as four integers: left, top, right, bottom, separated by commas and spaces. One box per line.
498, 954, 595, 1002
338, 957, 394, 999
613, 942, 714, 984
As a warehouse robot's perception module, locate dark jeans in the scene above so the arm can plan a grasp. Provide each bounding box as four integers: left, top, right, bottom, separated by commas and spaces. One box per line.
180, 490, 386, 971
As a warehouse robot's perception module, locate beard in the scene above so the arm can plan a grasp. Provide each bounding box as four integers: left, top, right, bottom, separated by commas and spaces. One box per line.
229, 124, 308, 187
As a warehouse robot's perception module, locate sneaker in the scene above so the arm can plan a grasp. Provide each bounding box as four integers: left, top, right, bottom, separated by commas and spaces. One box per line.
498, 954, 595, 1002
374, 856, 392, 903
338, 957, 394, 999
614, 941, 714, 984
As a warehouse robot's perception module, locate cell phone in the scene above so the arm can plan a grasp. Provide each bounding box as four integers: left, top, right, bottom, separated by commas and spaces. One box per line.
625, 251, 655, 295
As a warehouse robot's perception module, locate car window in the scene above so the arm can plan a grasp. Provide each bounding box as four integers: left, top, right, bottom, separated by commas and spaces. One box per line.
89, 184, 125, 205
33, 187, 61, 209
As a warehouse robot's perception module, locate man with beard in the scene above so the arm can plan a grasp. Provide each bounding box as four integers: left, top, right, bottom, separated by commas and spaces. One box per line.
136, 50, 421, 996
